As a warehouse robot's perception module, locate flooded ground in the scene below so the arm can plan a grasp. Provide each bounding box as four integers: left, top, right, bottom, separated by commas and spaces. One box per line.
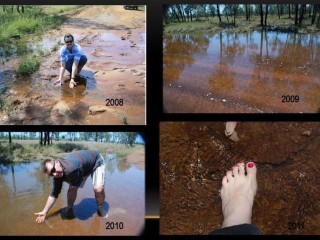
163, 31, 320, 113
0, 151, 145, 236
160, 122, 320, 235
0, 6, 146, 125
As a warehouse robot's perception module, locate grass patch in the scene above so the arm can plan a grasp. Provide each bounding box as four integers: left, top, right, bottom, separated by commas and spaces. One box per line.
164, 15, 320, 34
16, 54, 41, 76
0, 140, 144, 165
122, 116, 128, 125
0, 5, 82, 57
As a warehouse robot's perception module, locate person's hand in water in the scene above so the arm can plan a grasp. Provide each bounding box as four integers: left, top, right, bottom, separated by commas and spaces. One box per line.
54, 79, 62, 87
69, 79, 77, 89
34, 211, 47, 223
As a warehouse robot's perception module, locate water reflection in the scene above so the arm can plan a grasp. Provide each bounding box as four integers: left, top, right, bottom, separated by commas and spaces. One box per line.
0, 153, 145, 235
163, 31, 320, 113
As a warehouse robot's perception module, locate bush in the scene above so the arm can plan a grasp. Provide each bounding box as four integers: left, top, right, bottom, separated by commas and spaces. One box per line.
0, 143, 24, 163
55, 142, 87, 152
16, 54, 41, 76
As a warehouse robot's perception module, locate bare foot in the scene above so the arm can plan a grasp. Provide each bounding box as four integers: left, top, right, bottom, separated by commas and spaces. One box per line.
225, 122, 237, 136
225, 122, 239, 142
220, 161, 257, 228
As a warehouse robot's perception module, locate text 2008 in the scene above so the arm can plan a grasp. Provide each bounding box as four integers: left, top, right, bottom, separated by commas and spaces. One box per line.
106, 222, 124, 230
106, 99, 124, 106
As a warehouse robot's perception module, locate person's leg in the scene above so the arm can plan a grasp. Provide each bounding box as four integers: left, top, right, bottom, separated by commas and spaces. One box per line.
92, 161, 107, 217
65, 59, 73, 75
66, 185, 79, 218
210, 161, 260, 235
76, 55, 87, 76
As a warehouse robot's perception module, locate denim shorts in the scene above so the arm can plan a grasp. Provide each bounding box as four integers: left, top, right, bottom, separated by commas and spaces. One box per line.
66, 55, 87, 73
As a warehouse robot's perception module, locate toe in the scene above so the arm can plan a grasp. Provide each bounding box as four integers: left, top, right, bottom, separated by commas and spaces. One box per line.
232, 164, 239, 177
226, 170, 233, 181
246, 162, 257, 178
222, 175, 228, 185
238, 161, 245, 176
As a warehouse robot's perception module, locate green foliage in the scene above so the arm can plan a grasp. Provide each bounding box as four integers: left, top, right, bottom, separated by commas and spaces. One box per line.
122, 116, 128, 125
0, 5, 80, 56
55, 142, 87, 152
0, 143, 24, 163
16, 54, 41, 76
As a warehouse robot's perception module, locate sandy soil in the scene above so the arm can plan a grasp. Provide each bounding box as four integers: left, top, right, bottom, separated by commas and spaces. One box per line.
0, 6, 146, 125
160, 122, 320, 235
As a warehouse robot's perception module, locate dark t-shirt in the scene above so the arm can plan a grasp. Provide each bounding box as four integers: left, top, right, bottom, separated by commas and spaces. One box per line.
50, 150, 104, 198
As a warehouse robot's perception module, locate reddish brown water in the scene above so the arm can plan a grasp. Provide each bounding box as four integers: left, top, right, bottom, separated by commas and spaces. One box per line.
160, 122, 320, 235
163, 31, 320, 113
0, 153, 145, 236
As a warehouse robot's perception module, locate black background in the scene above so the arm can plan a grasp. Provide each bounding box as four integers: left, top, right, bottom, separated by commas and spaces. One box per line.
1, 0, 320, 238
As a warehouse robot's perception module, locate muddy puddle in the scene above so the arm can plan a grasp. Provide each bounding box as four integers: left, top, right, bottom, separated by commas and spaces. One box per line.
0, 6, 146, 125
0, 153, 145, 236
160, 122, 320, 235
163, 31, 320, 113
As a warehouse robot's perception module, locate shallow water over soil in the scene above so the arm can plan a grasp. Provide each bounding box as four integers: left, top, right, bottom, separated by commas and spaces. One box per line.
163, 31, 320, 113
0, 6, 146, 125
0, 153, 145, 236
160, 122, 320, 235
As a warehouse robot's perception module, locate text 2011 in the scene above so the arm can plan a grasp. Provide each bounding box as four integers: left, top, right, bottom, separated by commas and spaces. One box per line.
106, 99, 124, 106
288, 222, 304, 230
106, 222, 124, 230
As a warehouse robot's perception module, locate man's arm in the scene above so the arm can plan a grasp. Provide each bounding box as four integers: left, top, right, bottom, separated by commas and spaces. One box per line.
34, 196, 57, 223
56, 61, 66, 85
71, 60, 79, 79
70, 60, 79, 88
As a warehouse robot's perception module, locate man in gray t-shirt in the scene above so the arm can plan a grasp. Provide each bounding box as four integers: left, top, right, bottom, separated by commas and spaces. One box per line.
34, 150, 107, 223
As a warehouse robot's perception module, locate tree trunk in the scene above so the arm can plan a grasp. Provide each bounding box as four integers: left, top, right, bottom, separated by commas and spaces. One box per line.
264, 4, 268, 26
216, 4, 221, 23
288, 4, 291, 18
260, 4, 264, 26
40, 132, 43, 145
295, 4, 299, 25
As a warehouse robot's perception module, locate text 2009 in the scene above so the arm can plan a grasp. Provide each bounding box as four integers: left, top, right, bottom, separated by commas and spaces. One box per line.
106, 99, 124, 106
281, 95, 299, 103
106, 222, 124, 230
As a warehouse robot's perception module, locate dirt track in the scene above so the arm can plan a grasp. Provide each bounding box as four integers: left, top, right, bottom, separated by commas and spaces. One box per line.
0, 6, 146, 125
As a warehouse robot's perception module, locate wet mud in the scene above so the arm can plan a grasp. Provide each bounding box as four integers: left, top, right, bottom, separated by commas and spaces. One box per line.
163, 31, 320, 113
0, 150, 145, 236
160, 122, 320, 235
0, 6, 146, 125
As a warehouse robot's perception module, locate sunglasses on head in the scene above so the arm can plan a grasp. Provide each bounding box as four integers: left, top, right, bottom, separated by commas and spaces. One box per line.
49, 160, 56, 176
65, 40, 73, 44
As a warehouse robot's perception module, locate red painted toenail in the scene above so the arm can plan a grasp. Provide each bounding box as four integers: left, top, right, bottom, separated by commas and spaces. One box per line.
237, 161, 244, 164
248, 162, 254, 168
